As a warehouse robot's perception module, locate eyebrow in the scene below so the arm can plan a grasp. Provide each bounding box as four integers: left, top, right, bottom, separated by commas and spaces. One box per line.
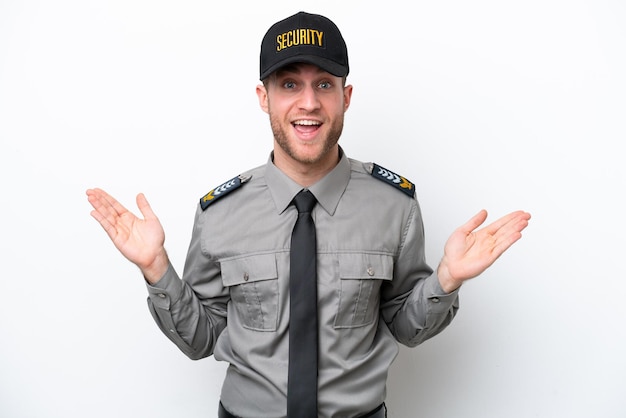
275, 64, 326, 77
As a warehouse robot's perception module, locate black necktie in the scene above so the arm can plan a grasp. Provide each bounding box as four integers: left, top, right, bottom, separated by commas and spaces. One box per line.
287, 190, 318, 417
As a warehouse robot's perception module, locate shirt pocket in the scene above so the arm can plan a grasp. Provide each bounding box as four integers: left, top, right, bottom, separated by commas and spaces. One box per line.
221, 253, 279, 332
334, 253, 394, 329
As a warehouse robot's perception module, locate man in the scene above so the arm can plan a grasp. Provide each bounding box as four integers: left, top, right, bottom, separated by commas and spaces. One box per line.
86, 11, 530, 418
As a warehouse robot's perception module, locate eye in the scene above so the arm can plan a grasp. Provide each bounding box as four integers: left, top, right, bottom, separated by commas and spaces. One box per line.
318, 81, 332, 89
283, 81, 297, 89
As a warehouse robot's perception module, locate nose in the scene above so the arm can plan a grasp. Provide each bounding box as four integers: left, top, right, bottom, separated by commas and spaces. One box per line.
297, 85, 321, 112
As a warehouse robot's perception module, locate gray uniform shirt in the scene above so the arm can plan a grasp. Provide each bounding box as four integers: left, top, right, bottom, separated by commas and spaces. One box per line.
146, 151, 460, 417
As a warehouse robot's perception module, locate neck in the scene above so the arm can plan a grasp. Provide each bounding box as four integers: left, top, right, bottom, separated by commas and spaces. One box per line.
273, 146, 340, 187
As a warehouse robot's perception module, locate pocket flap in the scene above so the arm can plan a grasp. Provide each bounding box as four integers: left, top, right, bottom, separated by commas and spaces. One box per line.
338, 253, 393, 280
221, 253, 278, 286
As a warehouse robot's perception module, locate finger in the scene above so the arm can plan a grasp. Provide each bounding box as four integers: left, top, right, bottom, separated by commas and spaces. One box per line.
491, 230, 524, 258
86, 189, 114, 220
488, 212, 531, 254
87, 188, 118, 215
89, 208, 118, 238
136, 193, 157, 221
458, 209, 488, 234
483, 210, 530, 235
88, 189, 125, 224
97, 188, 131, 218
87, 196, 121, 240
86, 188, 129, 238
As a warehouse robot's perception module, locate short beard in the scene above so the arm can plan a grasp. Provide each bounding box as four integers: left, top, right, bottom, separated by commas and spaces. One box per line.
269, 113, 344, 165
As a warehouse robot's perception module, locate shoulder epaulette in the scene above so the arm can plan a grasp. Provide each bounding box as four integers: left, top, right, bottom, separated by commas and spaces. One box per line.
368, 163, 415, 198
200, 174, 252, 211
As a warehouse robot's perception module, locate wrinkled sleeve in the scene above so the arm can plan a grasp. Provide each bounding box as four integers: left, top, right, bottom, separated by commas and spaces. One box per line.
146, 206, 229, 360
380, 199, 460, 347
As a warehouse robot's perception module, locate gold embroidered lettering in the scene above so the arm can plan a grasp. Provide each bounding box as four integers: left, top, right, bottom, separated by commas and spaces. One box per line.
314, 31, 323, 46
276, 29, 324, 52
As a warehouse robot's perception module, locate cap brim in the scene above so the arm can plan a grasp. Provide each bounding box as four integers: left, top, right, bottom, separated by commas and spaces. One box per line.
260, 55, 348, 80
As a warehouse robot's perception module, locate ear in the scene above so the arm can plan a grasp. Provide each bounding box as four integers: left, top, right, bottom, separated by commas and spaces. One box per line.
343, 84, 353, 112
256, 84, 269, 114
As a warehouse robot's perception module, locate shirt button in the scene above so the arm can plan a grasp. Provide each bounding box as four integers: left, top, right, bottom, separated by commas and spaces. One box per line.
367, 267, 375, 276
243, 272, 249, 281
431, 297, 440, 303
157, 293, 166, 298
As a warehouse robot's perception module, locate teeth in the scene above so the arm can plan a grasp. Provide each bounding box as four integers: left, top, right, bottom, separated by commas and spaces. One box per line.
294, 120, 320, 126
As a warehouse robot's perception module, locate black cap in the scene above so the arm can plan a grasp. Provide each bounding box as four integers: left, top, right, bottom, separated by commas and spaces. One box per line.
259, 11, 349, 80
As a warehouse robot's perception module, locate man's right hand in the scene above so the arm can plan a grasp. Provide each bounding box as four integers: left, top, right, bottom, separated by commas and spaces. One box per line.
86, 188, 169, 284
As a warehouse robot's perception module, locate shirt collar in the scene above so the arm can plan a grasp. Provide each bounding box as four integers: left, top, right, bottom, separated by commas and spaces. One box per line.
264, 147, 351, 216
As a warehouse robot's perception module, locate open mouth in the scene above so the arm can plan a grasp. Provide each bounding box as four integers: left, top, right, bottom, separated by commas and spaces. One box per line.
293, 119, 321, 136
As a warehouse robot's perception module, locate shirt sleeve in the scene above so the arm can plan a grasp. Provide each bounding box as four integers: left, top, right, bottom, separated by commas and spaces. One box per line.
380, 199, 460, 347
146, 206, 229, 360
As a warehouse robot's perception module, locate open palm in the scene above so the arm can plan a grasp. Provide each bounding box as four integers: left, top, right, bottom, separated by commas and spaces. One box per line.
439, 209, 531, 291
87, 188, 166, 273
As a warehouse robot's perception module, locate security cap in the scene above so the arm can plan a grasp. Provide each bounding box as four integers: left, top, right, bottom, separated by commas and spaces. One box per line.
259, 11, 349, 80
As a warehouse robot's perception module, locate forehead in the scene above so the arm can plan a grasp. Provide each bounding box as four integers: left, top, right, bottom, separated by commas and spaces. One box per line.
274, 63, 333, 78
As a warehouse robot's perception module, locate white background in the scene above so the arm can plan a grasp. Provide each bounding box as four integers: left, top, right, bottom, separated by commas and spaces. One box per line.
1, 1, 625, 417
